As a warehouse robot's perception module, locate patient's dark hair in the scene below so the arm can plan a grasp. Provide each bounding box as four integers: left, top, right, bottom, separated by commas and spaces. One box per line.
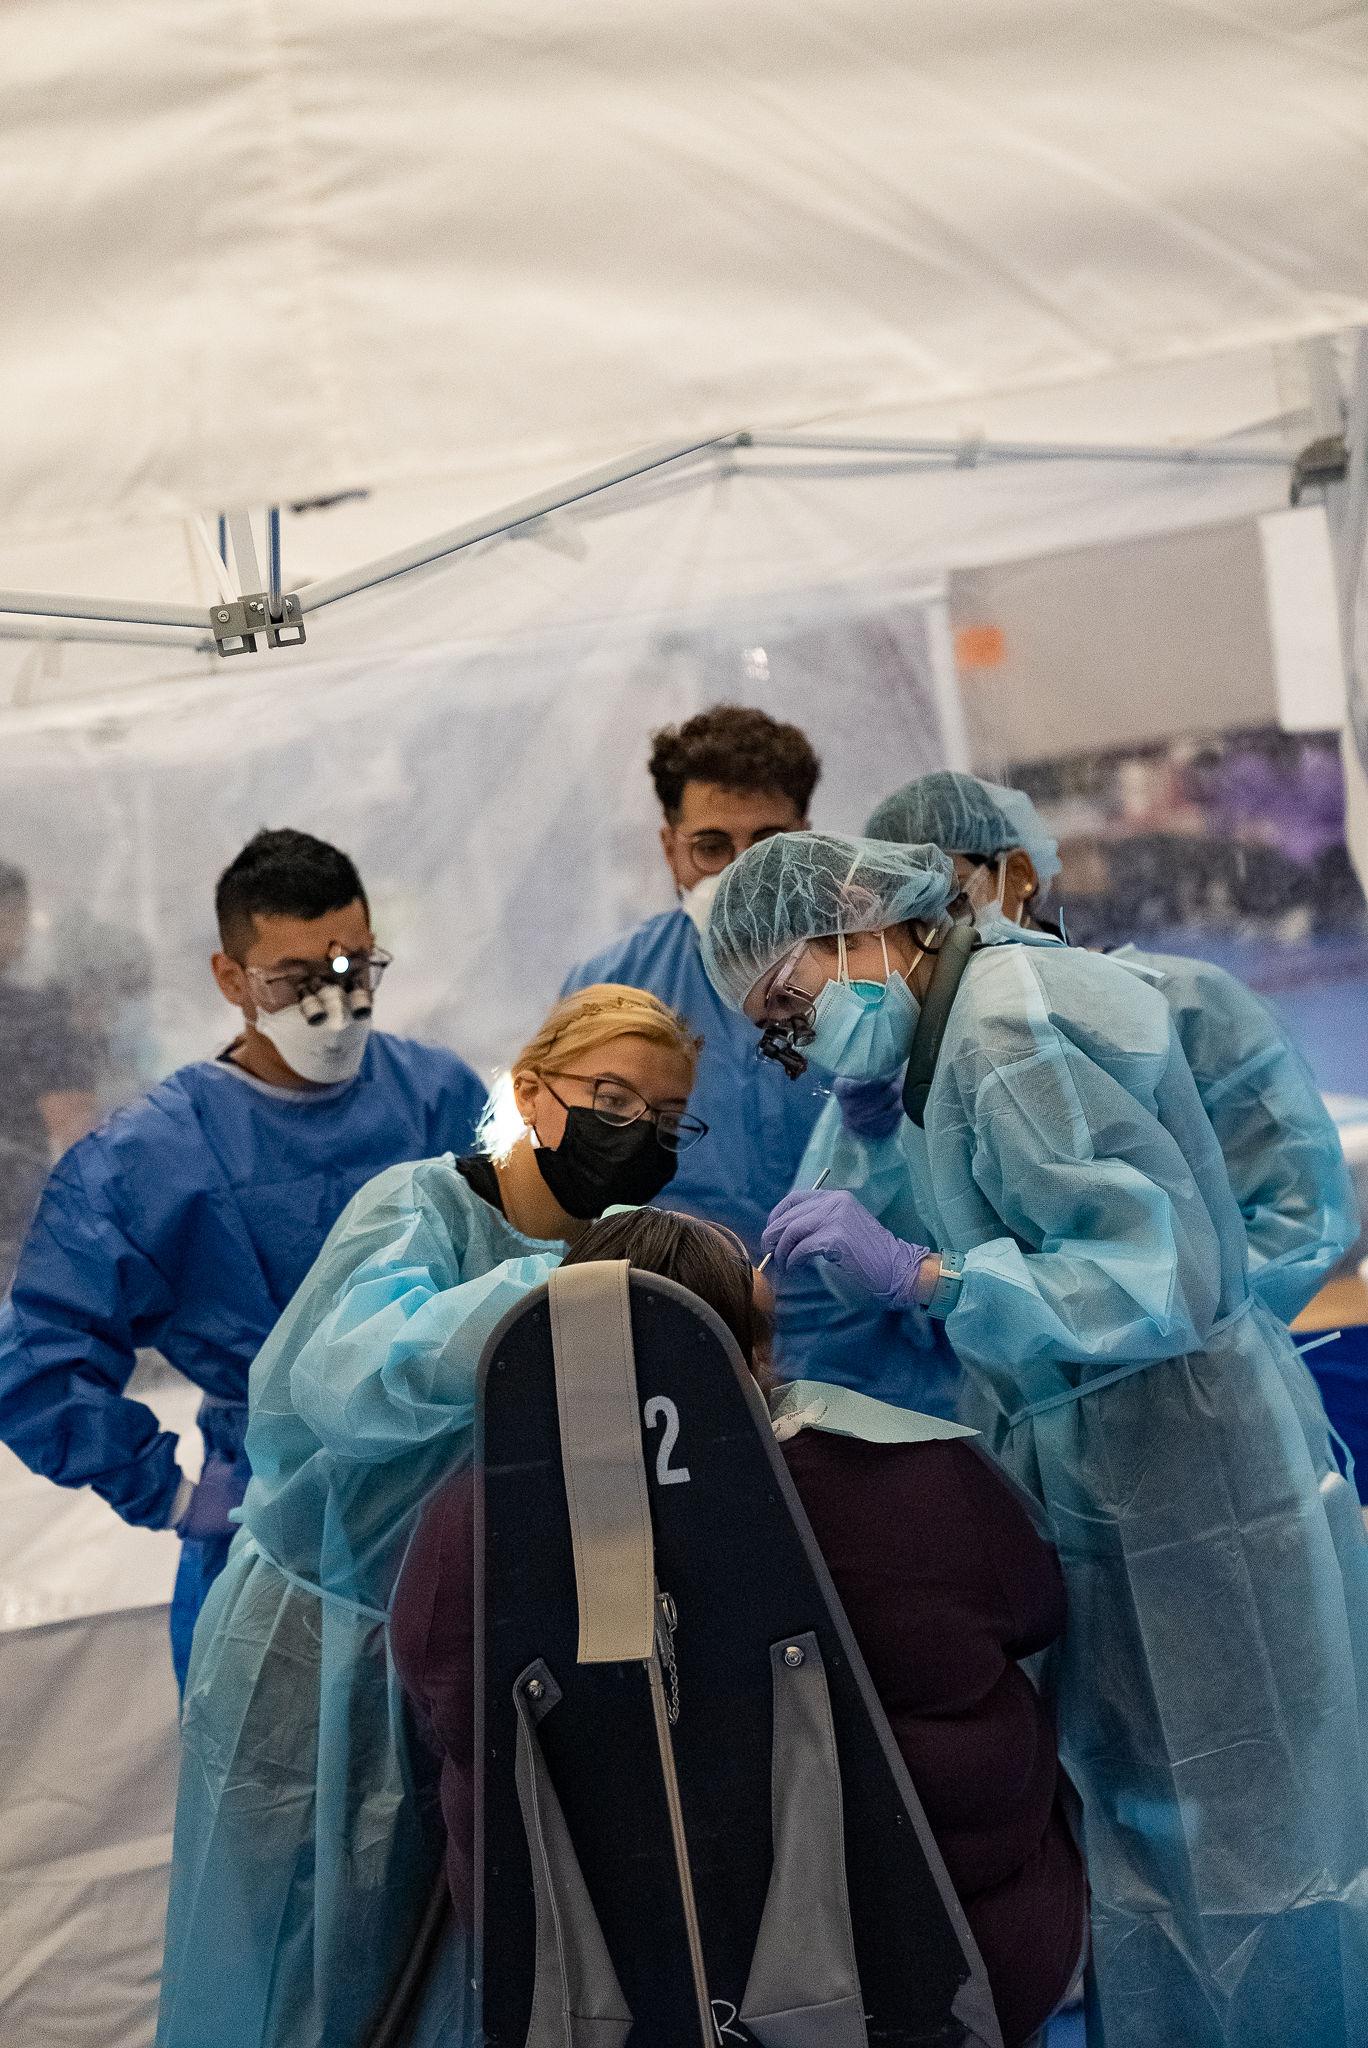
561, 1209, 768, 1381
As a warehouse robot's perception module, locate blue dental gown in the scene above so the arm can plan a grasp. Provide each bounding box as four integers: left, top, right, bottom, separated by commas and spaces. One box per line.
157, 1159, 562, 2048
0, 1033, 487, 1683
803, 927, 1368, 2047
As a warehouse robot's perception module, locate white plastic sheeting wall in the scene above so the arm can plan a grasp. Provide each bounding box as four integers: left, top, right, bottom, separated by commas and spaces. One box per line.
0, 589, 946, 1088
0, 1366, 199, 2048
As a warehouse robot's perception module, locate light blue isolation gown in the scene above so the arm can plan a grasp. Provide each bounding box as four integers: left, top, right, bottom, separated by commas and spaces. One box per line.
157, 1158, 562, 2048
800, 926, 1368, 2048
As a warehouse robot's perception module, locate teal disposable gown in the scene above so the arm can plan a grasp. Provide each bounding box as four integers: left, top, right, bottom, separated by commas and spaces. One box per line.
797, 941, 1358, 1344
801, 927, 1368, 2048
156, 1159, 563, 2048
1110, 944, 1358, 1321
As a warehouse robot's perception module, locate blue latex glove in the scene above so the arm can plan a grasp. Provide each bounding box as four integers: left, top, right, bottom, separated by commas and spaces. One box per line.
834, 1075, 905, 1141
762, 1188, 931, 1307
174, 1453, 247, 1541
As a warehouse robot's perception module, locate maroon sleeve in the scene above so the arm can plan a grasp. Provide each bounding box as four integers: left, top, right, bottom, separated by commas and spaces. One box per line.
391, 1467, 478, 1918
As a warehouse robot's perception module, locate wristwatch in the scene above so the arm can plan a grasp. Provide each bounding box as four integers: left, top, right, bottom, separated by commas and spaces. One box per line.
923, 1252, 964, 1318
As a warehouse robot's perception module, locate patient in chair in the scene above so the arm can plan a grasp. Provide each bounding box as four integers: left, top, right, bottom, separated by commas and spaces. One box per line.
390, 1208, 1085, 2047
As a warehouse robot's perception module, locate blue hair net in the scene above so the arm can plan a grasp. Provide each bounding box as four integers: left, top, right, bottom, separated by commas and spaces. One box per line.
701, 832, 956, 1011
865, 771, 1062, 900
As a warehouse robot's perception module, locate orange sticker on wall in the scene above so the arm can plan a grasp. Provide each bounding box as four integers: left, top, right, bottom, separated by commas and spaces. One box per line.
954, 624, 1005, 669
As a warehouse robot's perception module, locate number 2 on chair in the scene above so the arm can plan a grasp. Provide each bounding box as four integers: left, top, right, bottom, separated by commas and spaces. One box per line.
643, 1396, 691, 1486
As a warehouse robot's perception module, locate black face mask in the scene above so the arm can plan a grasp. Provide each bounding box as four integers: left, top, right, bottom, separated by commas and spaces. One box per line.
533, 1106, 679, 1220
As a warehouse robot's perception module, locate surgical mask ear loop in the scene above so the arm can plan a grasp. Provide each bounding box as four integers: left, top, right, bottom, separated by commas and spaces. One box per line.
994, 856, 1028, 926
835, 846, 864, 987
879, 930, 891, 979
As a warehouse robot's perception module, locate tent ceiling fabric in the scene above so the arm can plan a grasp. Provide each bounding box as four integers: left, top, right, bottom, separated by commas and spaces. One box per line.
5, 0, 1368, 539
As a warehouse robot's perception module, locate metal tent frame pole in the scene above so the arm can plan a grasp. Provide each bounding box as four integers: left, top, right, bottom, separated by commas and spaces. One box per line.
0, 423, 1294, 651
294, 433, 741, 615
0, 589, 206, 631
1332, 331, 1368, 804
1334, 333, 1368, 656
0, 617, 215, 653
741, 431, 1290, 468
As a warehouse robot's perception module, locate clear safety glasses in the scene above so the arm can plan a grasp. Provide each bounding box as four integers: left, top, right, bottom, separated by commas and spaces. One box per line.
241, 948, 393, 1018
743, 943, 823, 1027
539, 1072, 709, 1152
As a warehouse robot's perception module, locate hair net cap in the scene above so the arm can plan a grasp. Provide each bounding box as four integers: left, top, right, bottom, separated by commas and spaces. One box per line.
701, 832, 956, 1011
865, 771, 1062, 899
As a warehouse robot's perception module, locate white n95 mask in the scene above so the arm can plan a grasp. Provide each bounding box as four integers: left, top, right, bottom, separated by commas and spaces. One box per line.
255, 984, 371, 1085
679, 871, 724, 939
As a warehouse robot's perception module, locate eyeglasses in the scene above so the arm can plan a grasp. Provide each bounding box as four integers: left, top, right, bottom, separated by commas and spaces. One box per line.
678, 826, 789, 876
240, 948, 393, 1016
539, 1072, 709, 1152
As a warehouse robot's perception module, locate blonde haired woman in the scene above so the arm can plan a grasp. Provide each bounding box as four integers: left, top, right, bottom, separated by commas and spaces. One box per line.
158, 985, 703, 2048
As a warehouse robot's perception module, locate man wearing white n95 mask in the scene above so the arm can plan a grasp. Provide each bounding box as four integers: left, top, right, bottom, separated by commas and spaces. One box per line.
0, 828, 487, 1690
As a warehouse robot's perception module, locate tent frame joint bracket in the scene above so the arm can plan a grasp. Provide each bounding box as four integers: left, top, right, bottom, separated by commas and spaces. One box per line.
209, 591, 306, 656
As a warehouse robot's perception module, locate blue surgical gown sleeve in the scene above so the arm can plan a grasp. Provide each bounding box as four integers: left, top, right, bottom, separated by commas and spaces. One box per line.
0, 1145, 182, 1525
934, 1000, 1224, 1381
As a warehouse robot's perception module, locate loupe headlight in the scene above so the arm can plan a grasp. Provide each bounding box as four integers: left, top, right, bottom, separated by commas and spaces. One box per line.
758, 1015, 815, 1079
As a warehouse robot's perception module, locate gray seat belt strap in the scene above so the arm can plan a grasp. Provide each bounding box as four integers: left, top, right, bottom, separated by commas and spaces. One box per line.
547, 1262, 714, 2047
513, 1661, 634, 2048
548, 1262, 656, 1665
740, 1632, 869, 2048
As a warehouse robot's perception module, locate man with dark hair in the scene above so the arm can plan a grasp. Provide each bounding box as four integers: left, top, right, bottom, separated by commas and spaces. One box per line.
561, 706, 826, 1254
0, 863, 100, 1284
0, 828, 487, 1686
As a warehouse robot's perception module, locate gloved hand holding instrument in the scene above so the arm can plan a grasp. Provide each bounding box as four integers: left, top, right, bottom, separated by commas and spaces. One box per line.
760, 1184, 938, 1308
757, 1165, 829, 1272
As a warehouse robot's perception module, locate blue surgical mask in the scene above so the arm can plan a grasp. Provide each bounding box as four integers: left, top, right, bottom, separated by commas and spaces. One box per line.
805, 933, 921, 1080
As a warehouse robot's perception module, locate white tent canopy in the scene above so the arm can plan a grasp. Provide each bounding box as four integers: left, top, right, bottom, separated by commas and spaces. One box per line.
6, 0, 1368, 546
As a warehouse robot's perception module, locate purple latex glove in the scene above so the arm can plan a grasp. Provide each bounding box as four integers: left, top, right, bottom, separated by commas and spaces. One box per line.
834, 1075, 905, 1142
761, 1189, 930, 1307
174, 1453, 247, 1541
